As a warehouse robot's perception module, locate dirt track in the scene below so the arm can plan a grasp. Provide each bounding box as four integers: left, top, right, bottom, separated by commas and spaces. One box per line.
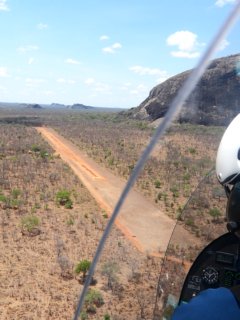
37, 127, 194, 254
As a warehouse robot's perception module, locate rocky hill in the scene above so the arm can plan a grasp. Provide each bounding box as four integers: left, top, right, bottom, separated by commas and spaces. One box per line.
25, 103, 43, 109
127, 54, 240, 126
67, 103, 94, 110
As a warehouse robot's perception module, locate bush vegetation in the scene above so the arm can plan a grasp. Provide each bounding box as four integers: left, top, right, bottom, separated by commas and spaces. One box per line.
85, 289, 104, 314
75, 259, 91, 281
21, 215, 40, 233
51, 114, 225, 219
56, 189, 73, 209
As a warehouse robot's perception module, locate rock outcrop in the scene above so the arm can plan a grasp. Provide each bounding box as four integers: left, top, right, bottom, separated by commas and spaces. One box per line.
128, 54, 240, 126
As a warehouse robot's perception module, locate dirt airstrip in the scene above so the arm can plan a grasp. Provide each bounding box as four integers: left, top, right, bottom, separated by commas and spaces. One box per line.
37, 127, 198, 255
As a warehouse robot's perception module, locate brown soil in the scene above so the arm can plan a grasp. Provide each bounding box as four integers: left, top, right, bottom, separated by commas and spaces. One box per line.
0, 124, 159, 320
37, 127, 199, 255
0, 122, 206, 320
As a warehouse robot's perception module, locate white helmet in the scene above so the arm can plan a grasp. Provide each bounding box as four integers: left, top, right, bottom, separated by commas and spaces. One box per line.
216, 114, 240, 186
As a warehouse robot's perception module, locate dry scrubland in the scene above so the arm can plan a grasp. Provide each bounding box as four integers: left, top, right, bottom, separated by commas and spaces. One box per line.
49, 111, 228, 318
0, 121, 162, 320
50, 112, 226, 227
0, 109, 229, 319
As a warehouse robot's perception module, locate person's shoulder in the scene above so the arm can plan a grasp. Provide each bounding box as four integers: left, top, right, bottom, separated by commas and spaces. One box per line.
171, 287, 240, 320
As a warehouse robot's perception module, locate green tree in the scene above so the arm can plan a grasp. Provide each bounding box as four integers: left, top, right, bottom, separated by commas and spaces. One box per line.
154, 180, 161, 188
56, 190, 73, 209
75, 259, 91, 281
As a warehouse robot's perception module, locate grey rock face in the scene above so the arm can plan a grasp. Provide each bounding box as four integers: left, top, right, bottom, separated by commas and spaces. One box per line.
131, 54, 240, 126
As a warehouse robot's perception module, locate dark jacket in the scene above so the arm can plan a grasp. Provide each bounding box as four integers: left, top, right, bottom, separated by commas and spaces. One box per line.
172, 287, 240, 320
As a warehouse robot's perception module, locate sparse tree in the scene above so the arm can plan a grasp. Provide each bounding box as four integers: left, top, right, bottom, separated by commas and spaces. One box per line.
101, 261, 119, 291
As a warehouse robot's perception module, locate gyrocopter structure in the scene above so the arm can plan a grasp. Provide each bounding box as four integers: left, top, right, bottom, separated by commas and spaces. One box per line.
155, 114, 240, 319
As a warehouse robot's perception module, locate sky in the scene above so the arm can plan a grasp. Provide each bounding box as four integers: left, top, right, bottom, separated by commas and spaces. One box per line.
0, 0, 240, 108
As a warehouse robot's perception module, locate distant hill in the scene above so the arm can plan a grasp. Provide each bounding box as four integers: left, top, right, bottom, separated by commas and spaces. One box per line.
67, 103, 94, 110
126, 54, 240, 126
50, 103, 66, 109
24, 104, 43, 109
0, 102, 124, 112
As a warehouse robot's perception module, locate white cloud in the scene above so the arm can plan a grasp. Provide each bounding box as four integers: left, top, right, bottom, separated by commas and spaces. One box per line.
102, 47, 115, 54
17, 45, 39, 53
85, 78, 95, 85
120, 82, 132, 90
218, 39, 230, 51
95, 83, 111, 93
43, 90, 54, 96
215, 0, 236, 7
57, 78, 76, 84
112, 43, 122, 49
37, 23, 48, 30
84, 78, 111, 94
28, 58, 35, 65
102, 42, 122, 54
170, 51, 200, 58
100, 35, 109, 41
130, 90, 139, 95
130, 84, 148, 95
57, 78, 66, 83
0, 67, 9, 77
65, 58, 80, 65
0, 0, 9, 11
0, 85, 7, 91
129, 65, 168, 77
26, 78, 45, 83
167, 31, 197, 51
167, 30, 205, 59
26, 78, 45, 87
